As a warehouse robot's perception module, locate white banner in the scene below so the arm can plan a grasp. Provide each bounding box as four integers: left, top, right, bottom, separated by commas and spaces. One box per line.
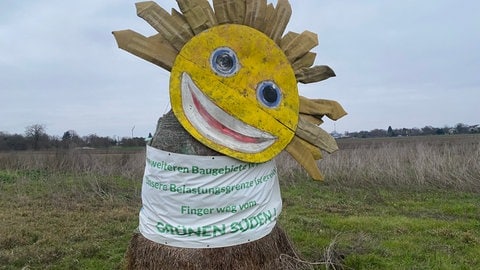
139, 145, 282, 248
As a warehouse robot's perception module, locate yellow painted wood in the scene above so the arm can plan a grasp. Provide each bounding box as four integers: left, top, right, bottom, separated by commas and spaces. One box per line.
112, 30, 177, 71
170, 24, 299, 162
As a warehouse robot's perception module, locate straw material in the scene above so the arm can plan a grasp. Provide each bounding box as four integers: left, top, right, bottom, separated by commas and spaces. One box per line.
124, 111, 312, 269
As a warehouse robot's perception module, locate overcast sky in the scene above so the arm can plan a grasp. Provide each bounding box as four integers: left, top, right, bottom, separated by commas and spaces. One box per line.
1, 0, 478, 138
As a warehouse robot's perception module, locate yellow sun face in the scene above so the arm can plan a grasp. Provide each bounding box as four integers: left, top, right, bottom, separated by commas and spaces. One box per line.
114, 0, 347, 180
170, 24, 299, 163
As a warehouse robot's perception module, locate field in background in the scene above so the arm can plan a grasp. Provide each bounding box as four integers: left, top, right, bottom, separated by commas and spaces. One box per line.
0, 135, 479, 269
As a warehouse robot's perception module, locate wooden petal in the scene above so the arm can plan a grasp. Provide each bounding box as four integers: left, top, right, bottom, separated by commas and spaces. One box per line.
259, 3, 275, 33
213, 0, 229, 24
170, 8, 195, 48
300, 113, 323, 126
299, 96, 347, 121
285, 136, 324, 181
292, 52, 316, 71
284, 30, 318, 63
213, 0, 246, 25
264, 0, 291, 44
244, 0, 267, 30
296, 116, 339, 153
280, 31, 299, 51
112, 30, 177, 71
176, 0, 218, 34
296, 65, 336, 84
136, 2, 193, 51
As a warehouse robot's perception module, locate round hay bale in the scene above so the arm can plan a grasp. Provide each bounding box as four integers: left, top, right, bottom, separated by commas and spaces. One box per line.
125, 111, 308, 269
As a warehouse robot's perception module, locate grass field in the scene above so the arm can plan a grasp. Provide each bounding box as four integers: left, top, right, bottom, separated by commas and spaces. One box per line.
1, 135, 479, 269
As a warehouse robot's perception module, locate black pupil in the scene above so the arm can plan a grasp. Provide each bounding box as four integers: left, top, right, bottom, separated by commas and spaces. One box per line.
216, 53, 233, 71
263, 85, 278, 103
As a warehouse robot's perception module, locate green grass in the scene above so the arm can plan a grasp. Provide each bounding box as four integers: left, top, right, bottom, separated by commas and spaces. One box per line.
1, 169, 479, 269
0, 171, 140, 269
280, 181, 480, 269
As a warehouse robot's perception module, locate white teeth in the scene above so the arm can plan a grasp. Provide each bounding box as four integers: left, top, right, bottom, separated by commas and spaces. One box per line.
181, 73, 276, 153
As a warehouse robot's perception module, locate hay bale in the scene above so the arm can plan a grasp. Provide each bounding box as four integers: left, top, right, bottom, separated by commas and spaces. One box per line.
125, 110, 308, 269
125, 225, 309, 270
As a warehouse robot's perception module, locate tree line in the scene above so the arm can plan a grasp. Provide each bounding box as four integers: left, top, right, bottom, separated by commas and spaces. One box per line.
340, 123, 480, 139
1, 123, 478, 151
0, 124, 150, 151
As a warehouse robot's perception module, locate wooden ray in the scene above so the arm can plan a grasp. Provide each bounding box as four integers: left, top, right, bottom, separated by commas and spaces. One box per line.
213, 0, 229, 24
136, 2, 193, 51
263, 0, 291, 44
112, 30, 177, 71
170, 8, 195, 48
213, 0, 246, 25
176, 0, 218, 35
296, 65, 336, 84
296, 116, 339, 154
244, 0, 267, 30
300, 113, 323, 126
283, 30, 318, 63
296, 128, 323, 160
260, 3, 275, 34
285, 136, 324, 180
280, 31, 299, 51
292, 52, 316, 71
299, 96, 347, 121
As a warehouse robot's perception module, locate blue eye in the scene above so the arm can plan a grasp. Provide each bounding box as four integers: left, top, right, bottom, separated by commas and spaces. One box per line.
210, 47, 239, 77
256, 81, 282, 108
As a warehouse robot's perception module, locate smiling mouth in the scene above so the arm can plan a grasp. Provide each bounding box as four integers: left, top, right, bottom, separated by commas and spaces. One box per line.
181, 73, 276, 153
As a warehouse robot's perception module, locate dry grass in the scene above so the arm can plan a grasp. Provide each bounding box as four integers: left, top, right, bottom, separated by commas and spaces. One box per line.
277, 134, 480, 192
1, 134, 478, 193
0, 148, 145, 179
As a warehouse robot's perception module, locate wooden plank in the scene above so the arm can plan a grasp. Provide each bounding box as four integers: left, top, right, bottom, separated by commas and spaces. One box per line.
112, 30, 177, 71
213, 0, 246, 25
258, 3, 275, 34
265, 0, 291, 44
296, 65, 336, 84
299, 96, 347, 121
136, 2, 193, 51
280, 31, 299, 51
285, 136, 324, 180
292, 52, 316, 71
283, 30, 318, 63
176, 0, 218, 34
296, 116, 339, 153
244, 0, 267, 30
170, 8, 195, 50
300, 113, 323, 126
213, 0, 229, 24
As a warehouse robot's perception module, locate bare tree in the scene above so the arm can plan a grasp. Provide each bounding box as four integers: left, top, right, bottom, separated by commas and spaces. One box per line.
25, 124, 46, 150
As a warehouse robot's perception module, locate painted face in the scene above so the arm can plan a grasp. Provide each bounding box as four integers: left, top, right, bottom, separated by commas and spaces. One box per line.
170, 24, 299, 163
